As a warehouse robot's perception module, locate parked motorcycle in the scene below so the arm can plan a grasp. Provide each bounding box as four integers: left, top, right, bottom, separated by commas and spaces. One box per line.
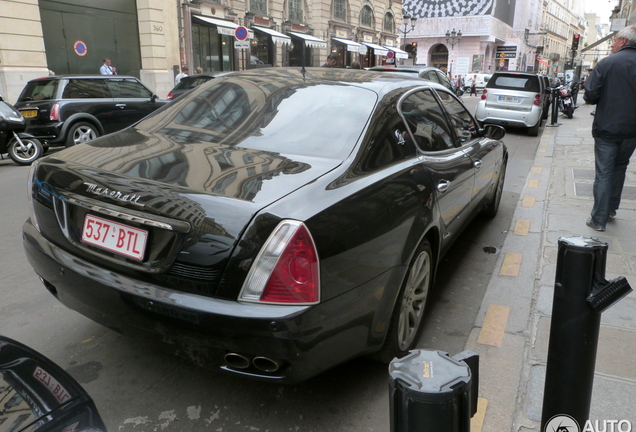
0, 94, 43, 165
557, 81, 579, 119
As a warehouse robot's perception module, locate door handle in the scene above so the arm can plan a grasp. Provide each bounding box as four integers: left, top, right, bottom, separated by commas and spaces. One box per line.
116, 104, 126, 109
437, 180, 451, 193
474, 160, 482, 169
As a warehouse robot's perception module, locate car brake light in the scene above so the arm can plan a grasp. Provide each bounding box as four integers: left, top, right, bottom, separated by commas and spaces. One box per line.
167, 92, 174, 100
239, 220, 320, 305
50, 104, 59, 121
534, 95, 541, 105
481, 89, 487, 100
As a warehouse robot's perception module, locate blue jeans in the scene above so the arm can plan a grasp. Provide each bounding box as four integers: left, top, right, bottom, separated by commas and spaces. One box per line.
591, 136, 636, 226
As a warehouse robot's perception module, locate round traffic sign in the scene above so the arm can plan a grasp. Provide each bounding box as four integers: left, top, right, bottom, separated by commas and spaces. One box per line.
74, 40, 88, 56
235, 26, 249, 41
386, 50, 395, 59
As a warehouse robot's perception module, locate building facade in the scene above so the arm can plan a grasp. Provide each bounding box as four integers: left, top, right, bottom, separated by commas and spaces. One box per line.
0, 0, 403, 102
401, 0, 544, 77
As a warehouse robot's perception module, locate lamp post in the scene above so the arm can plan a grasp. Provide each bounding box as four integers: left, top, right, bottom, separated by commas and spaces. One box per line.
399, 14, 417, 64
445, 28, 462, 76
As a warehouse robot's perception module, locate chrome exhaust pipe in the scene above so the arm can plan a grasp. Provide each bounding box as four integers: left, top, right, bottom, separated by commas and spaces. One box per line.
224, 353, 251, 369
252, 356, 284, 373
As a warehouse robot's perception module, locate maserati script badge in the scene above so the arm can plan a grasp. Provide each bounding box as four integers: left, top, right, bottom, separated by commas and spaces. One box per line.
84, 182, 145, 207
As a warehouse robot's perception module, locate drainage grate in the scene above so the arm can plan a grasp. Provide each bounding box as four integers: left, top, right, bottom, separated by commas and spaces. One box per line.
575, 183, 636, 200
573, 169, 595, 180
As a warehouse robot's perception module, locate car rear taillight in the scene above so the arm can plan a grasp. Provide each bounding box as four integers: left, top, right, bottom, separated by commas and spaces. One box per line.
167, 92, 174, 100
239, 220, 320, 305
534, 94, 542, 105
50, 104, 60, 121
481, 89, 487, 100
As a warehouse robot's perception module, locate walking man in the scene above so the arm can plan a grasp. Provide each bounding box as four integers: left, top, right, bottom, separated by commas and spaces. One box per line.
175, 66, 189, 85
583, 25, 636, 231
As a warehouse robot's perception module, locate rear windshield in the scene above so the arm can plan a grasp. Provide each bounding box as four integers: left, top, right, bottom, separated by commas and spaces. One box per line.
137, 78, 377, 160
18, 79, 58, 102
488, 75, 540, 92
174, 76, 214, 91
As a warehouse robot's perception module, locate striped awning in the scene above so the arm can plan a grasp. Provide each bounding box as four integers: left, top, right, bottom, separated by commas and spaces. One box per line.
385, 46, 409, 60
332, 37, 361, 52
288, 32, 328, 48
362, 42, 389, 56
253, 26, 292, 45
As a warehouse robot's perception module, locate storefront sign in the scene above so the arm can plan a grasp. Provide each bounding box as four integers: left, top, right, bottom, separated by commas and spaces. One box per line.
497, 52, 516, 58
496, 46, 517, 52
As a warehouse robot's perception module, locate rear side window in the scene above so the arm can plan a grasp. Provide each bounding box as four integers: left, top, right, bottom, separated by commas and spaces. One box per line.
489, 75, 540, 92
174, 77, 213, 90
107, 79, 153, 98
62, 79, 110, 98
18, 80, 58, 102
399, 89, 455, 152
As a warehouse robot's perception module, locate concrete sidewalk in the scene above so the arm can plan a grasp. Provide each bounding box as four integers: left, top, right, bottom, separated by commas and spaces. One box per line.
466, 103, 636, 431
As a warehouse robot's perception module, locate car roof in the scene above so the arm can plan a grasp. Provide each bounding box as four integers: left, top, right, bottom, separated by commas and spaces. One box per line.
204, 67, 450, 97
29, 75, 139, 81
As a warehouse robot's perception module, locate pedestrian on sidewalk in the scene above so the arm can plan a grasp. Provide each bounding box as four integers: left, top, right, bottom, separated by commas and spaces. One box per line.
583, 24, 636, 231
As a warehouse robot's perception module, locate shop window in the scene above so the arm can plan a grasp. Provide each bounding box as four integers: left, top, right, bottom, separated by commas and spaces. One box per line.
360, 5, 373, 28
250, 0, 267, 14
333, 0, 346, 21
289, 0, 303, 22
383, 13, 393, 33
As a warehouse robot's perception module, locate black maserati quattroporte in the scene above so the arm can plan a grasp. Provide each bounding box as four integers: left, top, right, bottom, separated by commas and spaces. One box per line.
23, 68, 507, 383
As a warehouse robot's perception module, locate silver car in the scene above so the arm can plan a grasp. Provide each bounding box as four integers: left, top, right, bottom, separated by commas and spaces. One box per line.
474, 72, 544, 136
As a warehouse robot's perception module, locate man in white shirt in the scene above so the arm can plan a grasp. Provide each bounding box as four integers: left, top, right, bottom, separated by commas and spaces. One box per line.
175, 66, 189, 85
100, 58, 116, 75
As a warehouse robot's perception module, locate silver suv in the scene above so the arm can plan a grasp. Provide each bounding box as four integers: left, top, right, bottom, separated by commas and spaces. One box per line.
475, 72, 545, 136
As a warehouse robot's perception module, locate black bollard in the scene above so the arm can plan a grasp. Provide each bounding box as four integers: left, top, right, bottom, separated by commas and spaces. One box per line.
541, 237, 632, 430
389, 349, 479, 432
547, 87, 560, 127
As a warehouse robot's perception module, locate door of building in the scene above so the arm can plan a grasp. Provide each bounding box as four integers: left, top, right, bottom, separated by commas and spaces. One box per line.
39, 0, 142, 77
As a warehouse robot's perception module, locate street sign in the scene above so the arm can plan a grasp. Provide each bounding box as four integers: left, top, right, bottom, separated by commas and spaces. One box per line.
235, 26, 249, 41
386, 50, 394, 59
235, 40, 250, 49
497, 52, 516, 59
74, 40, 87, 56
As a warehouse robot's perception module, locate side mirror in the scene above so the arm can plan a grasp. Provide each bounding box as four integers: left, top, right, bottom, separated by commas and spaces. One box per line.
151, 94, 158, 103
481, 124, 506, 140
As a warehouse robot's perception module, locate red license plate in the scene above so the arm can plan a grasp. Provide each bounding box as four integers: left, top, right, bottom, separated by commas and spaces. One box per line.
33, 366, 72, 404
81, 214, 148, 260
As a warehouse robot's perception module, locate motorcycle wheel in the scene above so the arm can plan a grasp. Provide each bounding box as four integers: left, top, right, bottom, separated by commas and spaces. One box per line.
566, 106, 573, 119
7, 137, 43, 166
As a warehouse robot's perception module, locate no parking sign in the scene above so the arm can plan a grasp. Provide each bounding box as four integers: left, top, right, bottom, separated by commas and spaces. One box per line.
235, 26, 250, 49
74, 40, 88, 56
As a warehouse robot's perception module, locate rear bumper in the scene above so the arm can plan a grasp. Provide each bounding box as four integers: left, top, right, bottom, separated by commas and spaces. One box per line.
25, 122, 65, 144
475, 103, 542, 128
22, 219, 397, 383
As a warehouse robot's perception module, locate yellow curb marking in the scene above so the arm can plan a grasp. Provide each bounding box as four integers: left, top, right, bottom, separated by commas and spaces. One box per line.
514, 219, 530, 236
532, 167, 543, 174
470, 398, 489, 432
522, 196, 536, 207
500, 252, 522, 277
478, 304, 510, 347
539, 148, 547, 153
541, 142, 548, 146
528, 179, 540, 188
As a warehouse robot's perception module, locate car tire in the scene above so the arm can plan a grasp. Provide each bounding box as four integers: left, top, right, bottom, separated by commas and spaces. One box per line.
542, 105, 550, 120
566, 106, 574, 119
527, 121, 540, 136
483, 157, 507, 218
7, 136, 43, 166
372, 239, 433, 364
66, 122, 99, 147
